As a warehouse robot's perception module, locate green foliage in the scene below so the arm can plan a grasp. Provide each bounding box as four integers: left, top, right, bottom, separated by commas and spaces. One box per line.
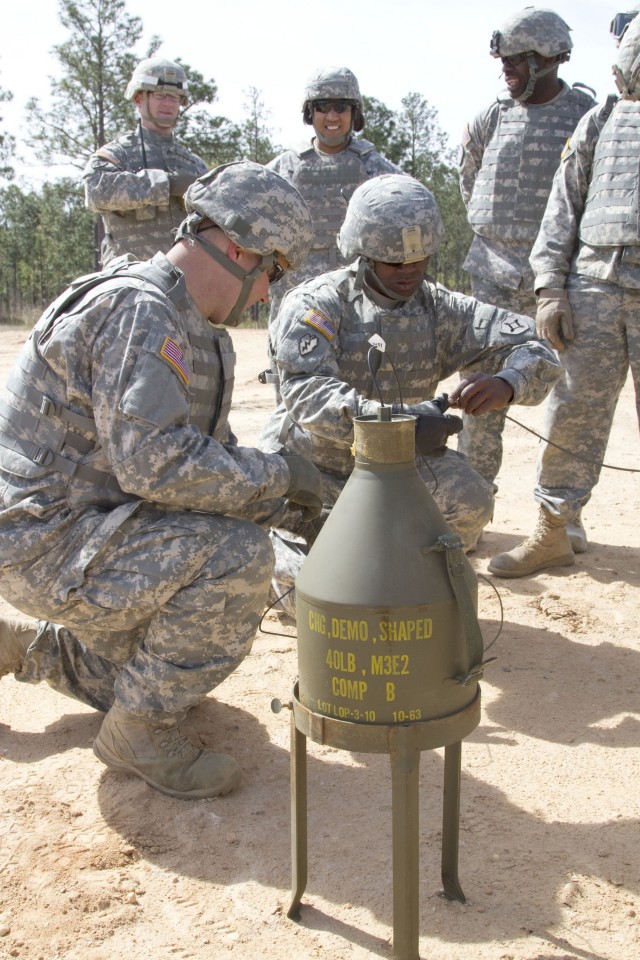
2, 0, 475, 319
239, 87, 278, 164
0, 72, 14, 182
26, 0, 145, 165
363, 91, 472, 291
25, 0, 239, 168
362, 96, 409, 166
0, 179, 94, 321
172, 59, 242, 168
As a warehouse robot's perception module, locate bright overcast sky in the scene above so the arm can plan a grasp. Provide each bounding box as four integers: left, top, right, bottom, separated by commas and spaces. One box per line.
0, 0, 629, 185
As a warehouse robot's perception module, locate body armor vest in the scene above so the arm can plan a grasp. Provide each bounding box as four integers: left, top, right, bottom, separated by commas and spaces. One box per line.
99, 127, 206, 264
291, 139, 377, 260
268, 139, 393, 321
580, 99, 640, 246
286, 275, 439, 475
468, 85, 594, 242
0, 257, 235, 504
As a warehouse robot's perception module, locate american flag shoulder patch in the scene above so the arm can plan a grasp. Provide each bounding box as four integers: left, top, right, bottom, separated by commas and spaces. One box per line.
303, 309, 336, 341
160, 337, 190, 385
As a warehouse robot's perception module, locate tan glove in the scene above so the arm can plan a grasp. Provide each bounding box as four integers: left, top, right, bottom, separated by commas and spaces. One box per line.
535, 288, 574, 352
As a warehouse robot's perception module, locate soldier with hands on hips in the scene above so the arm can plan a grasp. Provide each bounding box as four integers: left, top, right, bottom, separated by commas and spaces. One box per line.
488, 16, 640, 578
84, 58, 208, 266
0, 161, 323, 800
458, 7, 595, 494
260, 174, 561, 621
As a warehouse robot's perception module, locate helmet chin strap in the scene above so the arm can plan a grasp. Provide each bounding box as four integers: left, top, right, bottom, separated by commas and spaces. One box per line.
514, 53, 560, 102
364, 260, 412, 303
175, 216, 274, 327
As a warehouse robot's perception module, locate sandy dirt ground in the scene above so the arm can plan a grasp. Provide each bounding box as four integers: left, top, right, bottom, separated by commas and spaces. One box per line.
0, 324, 638, 960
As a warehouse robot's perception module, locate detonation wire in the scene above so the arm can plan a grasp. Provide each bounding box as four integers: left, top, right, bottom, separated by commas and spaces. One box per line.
477, 573, 504, 653
504, 412, 639, 473
259, 585, 298, 638
367, 345, 440, 493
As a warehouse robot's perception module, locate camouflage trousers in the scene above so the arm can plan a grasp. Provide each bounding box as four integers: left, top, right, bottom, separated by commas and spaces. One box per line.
6, 504, 273, 721
457, 275, 537, 484
535, 274, 640, 521
269, 448, 494, 621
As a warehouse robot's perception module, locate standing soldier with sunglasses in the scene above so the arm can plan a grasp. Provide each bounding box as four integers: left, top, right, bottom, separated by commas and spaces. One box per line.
84, 58, 208, 267
457, 8, 595, 543
264, 67, 401, 333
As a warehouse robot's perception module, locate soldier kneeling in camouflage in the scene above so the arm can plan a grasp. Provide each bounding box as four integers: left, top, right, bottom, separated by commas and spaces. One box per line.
0, 162, 322, 800
259, 174, 561, 621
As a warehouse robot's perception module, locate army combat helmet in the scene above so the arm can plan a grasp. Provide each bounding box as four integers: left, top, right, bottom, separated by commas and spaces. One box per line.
338, 174, 444, 300
302, 66, 365, 136
177, 161, 313, 326
490, 7, 573, 102
125, 58, 190, 105
126, 58, 189, 129
613, 13, 640, 98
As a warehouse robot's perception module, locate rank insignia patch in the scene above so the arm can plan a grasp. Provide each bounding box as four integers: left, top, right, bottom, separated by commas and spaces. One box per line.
303, 309, 336, 341
160, 337, 190, 384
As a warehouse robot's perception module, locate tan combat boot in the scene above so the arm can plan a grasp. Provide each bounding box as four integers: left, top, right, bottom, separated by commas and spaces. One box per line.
0, 615, 37, 678
567, 511, 588, 554
488, 507, 575, 578
93, 703, 241, 800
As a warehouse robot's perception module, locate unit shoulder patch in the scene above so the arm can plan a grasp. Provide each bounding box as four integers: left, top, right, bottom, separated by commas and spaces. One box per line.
299, 332, 319, 357
499, 316, 530, 337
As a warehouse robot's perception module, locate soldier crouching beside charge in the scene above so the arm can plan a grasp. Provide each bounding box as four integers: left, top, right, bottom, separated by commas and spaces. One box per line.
259, 174, 561, 622
0, 162, 323, 800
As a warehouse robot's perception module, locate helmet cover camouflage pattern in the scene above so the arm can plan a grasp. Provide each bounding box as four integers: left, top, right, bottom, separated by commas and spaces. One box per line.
125, 58, 190, 105
490, 7, 573, 58
302, 67, 363, 111
337, 175, 444, 263
183, 161, 313, 269
613, 13, 640, 96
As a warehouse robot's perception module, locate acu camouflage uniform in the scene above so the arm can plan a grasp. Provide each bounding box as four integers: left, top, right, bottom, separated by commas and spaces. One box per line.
259, 262, 561, 617
0, 254, 290, 720
266, 139, 401, 323
530, 90, 640, 522
84, 126, 207, 266
459, 80, 595, 481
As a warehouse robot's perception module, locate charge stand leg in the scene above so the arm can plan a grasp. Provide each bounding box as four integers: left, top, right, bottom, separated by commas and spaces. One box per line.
390, 725, 421, 960
441, 740, 465, 903
288, 712, 308, 920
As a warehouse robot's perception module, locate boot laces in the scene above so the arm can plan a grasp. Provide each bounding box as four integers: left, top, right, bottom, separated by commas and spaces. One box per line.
153, 725, 199, 760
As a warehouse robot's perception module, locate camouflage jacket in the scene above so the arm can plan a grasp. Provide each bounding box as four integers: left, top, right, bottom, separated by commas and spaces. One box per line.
83, 124, 207, 266
460, 82, 595, 289
0, 254, 289, 581
260, 263, 561, 475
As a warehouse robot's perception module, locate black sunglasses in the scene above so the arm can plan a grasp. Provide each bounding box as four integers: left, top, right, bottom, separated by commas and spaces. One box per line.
313, 99, 354, 114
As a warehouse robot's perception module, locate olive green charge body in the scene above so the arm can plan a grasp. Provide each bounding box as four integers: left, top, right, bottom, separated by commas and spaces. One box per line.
296, 416, 482, 726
